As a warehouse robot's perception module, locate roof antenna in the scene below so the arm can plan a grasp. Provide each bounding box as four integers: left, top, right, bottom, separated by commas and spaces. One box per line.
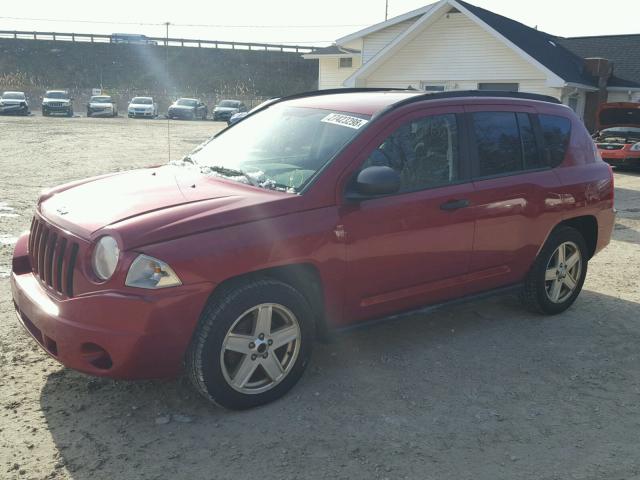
385, 0, 389, 21
165, 21, 171, 163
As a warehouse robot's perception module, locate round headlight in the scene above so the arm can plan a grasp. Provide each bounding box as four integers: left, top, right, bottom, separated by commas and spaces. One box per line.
92, 236, 120, 281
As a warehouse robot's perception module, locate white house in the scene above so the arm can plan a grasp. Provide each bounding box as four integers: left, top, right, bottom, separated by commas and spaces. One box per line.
303, 0, 640, 131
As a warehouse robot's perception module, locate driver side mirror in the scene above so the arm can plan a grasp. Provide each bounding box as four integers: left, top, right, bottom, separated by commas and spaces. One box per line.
345, 166, 401, 201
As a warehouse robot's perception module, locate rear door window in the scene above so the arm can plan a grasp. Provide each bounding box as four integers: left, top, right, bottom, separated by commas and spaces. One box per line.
472, 112, 523, 176
539, 115, 571, 167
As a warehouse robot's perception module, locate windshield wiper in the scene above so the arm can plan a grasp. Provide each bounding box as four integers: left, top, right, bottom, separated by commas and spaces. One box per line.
201, 165, 256, 186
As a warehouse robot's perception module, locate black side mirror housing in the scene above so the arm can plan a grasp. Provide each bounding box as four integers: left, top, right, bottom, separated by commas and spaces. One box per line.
346, 166, 401, 201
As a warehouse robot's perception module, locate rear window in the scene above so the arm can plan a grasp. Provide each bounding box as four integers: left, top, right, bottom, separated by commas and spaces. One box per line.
539, 115, 571, 167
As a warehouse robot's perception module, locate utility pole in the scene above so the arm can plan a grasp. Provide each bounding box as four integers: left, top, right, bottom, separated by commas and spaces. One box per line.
385, 0, 389, 20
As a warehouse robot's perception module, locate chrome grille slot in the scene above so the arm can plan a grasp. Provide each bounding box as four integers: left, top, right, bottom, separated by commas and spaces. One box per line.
29, 217, 79, 297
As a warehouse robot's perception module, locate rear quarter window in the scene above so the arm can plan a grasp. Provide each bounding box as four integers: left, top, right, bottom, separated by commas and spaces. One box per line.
539, 114, 571, 167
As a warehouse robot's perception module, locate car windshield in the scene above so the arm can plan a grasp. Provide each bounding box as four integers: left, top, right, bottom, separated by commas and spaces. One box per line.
598, 127, 640, 141
132, 97, 152, 105
46, 92, 69, 99
181, 106, 369, 193
176, 99, 198, 106
91, 96, 112, 103
2, 92, 24, 99
219, 100, 240, 108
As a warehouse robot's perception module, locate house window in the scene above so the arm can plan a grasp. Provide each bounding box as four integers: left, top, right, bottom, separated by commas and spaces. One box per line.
420, 82, 446, 93
567, 94, 579, 113
339, 57, 353, 68
477, 83, 520, 92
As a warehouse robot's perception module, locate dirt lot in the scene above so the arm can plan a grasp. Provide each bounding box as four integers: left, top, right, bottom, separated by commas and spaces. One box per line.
1, 114, 640, 480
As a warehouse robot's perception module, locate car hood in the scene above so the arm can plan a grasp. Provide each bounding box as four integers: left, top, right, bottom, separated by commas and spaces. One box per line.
170, 105, 195, 110
129, 103, 153, 108
597, 103, 640, 130
39, 165, 296, 249
1, 99, 26, 104
214, 107, 238, 112
43, 98, 70, 104
90, 102, 113, 107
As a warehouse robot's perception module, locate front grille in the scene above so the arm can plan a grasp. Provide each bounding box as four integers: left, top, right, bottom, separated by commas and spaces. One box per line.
28, 217, 79, 297
597, 144, 624, 150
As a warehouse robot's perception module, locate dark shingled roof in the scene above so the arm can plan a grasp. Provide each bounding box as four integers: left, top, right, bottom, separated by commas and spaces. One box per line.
309, 45, 360, 55
456, 0, 597, 86
558, 35, 640, 88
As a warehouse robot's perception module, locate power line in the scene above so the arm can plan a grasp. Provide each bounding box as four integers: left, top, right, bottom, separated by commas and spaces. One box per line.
0, 16, 368, 28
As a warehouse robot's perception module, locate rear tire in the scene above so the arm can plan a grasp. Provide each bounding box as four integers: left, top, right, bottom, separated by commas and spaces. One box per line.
521, 226, 588, 315
186, 278, 314, 410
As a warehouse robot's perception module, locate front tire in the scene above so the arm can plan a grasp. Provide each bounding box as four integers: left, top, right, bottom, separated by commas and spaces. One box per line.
186, 278, 314, 410
521, 226, 588, 315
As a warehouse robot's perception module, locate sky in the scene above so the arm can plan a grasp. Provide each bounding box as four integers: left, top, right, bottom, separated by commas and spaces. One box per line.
0, 0, 638, 47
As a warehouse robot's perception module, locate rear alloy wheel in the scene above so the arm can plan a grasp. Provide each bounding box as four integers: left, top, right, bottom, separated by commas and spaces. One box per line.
521, 226, 588, 315
187, 279, 313, 409
544, 241, 582, 304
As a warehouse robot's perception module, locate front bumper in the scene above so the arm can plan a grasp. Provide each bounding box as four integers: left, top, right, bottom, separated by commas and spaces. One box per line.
43, 105, 72, 114
128, 110, 154, 118
599, 149, 640, 168
11, 232, 213, 379
88, 107, 114, 117
0, 104, 29, 115
168, 109, 195, 119
213, 111, 235, 120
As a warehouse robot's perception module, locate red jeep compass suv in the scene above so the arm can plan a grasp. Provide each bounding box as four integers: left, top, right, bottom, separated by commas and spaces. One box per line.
11, 89, 615, 409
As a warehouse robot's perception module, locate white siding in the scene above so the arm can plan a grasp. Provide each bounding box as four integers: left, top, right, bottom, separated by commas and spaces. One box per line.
364, 12, 554, 96
318, 56, 362, 90
341, 39, 363, 52
362, 19, 417, 64
607, 90, 640, 103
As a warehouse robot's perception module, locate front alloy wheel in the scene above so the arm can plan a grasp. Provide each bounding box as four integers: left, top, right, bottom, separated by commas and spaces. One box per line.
187, 278, 313, 409
221, 303, 301, 394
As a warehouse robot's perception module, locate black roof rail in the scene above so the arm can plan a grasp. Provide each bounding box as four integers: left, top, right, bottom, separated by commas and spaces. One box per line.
371, 90, 563, 120
403, 89, 561, 104
273, 88, 560, 107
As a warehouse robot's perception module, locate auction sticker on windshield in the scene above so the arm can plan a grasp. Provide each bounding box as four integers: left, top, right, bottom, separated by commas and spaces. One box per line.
321, 113, 368, 130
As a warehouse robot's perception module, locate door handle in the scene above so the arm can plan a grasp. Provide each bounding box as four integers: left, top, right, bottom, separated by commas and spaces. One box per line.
440, 199, 470, 211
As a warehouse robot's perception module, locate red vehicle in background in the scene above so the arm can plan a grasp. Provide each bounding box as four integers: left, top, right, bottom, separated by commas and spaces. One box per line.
594, 102, 640, 169
11, 89, 615, 409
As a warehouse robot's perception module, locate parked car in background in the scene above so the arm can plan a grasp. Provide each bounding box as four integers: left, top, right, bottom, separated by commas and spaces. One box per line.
227, 98, 280, 126
111, 33, 158, 45
167, 98, 208, 120
11, 89, 614, 410
0, 91, 30, 115
594, 102, 640, 169
41, 90, 73, 117
87, 95, 118, 118
128, 97, 158, 118
212, 99, 247, 122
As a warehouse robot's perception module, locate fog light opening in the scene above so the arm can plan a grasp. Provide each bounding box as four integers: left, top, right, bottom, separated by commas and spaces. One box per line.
81, 343, 113, 370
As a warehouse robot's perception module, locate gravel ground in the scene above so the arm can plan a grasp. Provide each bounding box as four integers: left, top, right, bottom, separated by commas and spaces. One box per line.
1, 114, 639, 480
